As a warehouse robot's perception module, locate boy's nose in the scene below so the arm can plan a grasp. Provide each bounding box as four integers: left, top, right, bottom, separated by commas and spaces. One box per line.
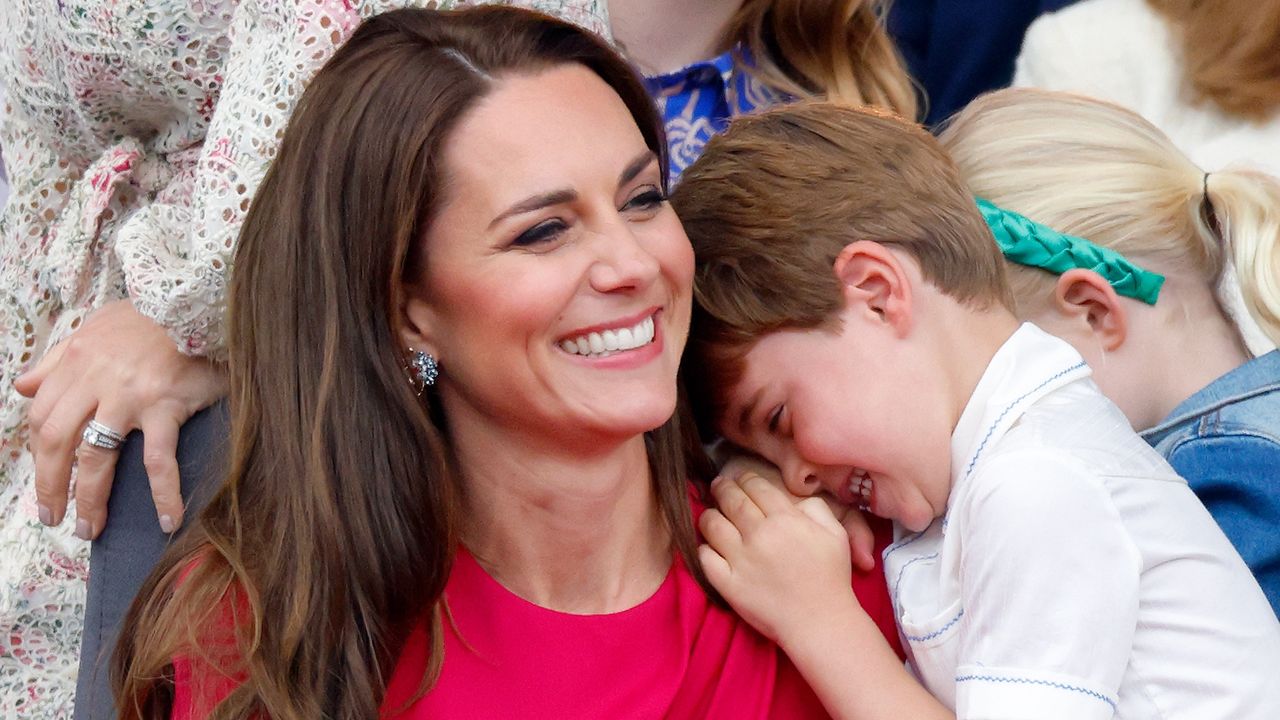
783, 464, 822, 497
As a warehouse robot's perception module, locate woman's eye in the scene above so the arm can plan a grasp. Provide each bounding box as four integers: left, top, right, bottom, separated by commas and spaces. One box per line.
623, 188, 666, 212
512, 219, 567, 247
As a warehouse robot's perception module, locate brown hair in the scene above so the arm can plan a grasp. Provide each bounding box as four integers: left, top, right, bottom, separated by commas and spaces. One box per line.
940, 87, 1280, 349
1147, 0, 1280, 120
725, 0, 918, 119
113, 8, 709, 719
671, 99, 1010, 431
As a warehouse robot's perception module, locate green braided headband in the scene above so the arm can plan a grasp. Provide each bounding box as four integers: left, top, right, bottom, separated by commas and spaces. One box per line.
977, 197, 1164, 305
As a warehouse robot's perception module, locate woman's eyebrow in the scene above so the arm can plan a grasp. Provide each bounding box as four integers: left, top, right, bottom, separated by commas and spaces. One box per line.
487, 151, 655, 230
618, 150, 657, 188
488, 189, 577, 230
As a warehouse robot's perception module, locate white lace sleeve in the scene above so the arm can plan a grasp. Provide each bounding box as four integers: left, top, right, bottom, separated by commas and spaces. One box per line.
117, 0, 610, 359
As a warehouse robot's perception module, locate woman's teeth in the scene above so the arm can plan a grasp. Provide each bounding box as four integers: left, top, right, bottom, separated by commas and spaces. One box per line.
851, 469, 873, 511
559, 315, 656, 358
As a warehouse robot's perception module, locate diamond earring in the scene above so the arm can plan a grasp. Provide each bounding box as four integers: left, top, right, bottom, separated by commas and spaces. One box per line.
409, 349, 439, 390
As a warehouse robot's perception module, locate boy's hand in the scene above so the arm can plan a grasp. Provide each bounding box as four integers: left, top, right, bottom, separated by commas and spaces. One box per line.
716, 456, 878, 572
699, 473, 863, 646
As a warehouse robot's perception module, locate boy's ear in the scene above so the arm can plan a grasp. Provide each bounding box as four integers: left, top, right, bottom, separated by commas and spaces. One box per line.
1053, 269, 1127, 351
832, 241, 912, 335
399, 284, 443, 360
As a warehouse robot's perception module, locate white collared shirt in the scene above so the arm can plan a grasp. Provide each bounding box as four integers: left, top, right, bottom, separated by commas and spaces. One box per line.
882, 324, 1280, 719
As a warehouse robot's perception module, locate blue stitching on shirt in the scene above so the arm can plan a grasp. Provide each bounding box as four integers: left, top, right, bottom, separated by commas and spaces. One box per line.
883, 518, 936, 563
954, 674, 1117, 710
941, 361, 1088, 534
904, 609, 963, 642
892, 551, 939, 606
961, 361, 1088, 484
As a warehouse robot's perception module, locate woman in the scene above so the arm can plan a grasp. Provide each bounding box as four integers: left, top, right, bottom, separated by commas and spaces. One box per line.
0, 1, 608, 713
114, 7, 898, 717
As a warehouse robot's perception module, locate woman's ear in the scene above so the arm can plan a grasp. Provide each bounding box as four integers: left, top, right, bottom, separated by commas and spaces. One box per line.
399, 284, 443, 359
832, 241, 913, 335
1053, 269, 1128, 351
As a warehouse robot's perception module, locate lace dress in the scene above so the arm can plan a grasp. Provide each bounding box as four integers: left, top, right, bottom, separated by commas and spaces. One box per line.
0, 1, 609, 715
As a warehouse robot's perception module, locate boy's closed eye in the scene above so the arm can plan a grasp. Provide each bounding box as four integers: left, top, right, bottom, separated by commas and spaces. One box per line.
767, 405, 785, 434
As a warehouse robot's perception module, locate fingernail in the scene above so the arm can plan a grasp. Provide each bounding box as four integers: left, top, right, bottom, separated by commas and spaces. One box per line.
74, 518, 93, 541
159, 514, 176, 534
38, 504, 53, 526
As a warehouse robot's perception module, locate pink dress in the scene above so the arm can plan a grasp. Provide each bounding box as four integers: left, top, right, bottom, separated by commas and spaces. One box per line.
174, 517, 902, 717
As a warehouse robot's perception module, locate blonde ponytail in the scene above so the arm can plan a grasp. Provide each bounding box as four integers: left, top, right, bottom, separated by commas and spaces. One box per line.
725, 0, 918, 120
1205, 169, 1280, 347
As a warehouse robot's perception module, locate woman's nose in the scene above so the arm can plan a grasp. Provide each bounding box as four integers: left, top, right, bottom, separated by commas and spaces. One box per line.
588, 221, 660, 293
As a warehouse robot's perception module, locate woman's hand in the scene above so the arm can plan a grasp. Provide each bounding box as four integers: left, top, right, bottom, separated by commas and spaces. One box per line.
717, 455, 878, 572
698, 473, 863, 645
15, 300, 227, 540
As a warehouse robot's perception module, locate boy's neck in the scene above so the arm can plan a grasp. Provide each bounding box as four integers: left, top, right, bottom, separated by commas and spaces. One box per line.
932, 302, 1022, 434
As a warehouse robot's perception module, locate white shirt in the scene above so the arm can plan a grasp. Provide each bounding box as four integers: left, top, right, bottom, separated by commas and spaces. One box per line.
882, 324, 1280, 719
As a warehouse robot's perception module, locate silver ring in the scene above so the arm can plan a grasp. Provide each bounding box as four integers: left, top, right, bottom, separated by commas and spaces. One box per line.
81, 420, 126, 451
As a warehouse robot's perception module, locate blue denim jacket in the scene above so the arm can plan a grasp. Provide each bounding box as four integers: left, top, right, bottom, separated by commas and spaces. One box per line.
1142, 350, 1280, 615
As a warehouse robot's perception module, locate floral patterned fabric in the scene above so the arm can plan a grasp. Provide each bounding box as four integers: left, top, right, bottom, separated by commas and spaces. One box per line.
644, 48, 784, 186
0, 1, 610, 715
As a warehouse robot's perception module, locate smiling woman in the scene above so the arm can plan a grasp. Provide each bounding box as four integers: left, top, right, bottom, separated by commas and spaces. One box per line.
106, 6, 893, 719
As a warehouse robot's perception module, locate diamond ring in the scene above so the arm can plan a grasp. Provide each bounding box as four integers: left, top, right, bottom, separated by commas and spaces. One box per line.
81, 419, 127, 451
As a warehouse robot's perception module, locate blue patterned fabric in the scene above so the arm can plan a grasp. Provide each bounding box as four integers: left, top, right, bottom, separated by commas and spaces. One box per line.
645, 48, 784, 186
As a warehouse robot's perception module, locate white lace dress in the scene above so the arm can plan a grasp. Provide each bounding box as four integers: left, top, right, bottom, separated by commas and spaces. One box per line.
0, 1, 609, 714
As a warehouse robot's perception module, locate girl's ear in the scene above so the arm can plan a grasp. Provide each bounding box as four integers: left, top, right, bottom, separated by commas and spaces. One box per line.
832, 240, 913, 336
1053, 269, 1128, 351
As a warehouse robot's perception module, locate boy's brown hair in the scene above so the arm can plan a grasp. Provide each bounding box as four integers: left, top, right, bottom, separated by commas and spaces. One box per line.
671, 100, 1012, 431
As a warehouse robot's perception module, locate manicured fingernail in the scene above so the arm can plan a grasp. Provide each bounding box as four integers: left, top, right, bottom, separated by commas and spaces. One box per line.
38, 504, 53, 526
159, 514, 176, 534
74, 518, 92, 541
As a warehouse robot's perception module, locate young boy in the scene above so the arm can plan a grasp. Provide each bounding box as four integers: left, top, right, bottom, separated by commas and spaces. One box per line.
672, 101, 1280, 720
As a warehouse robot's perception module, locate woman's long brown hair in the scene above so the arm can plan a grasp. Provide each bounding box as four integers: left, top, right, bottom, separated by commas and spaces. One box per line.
1148, 0, 1280, 120
725, 0, 918, 120
113, 8, 709, 719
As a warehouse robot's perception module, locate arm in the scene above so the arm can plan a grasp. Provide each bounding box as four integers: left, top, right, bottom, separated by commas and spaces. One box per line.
699, 474, 952, 720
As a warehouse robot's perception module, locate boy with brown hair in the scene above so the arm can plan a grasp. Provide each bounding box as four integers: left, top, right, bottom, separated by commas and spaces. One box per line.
673, 100, 1280, 720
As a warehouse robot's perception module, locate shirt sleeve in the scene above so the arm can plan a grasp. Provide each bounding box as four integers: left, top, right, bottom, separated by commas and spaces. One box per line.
954, 448, 1141, 720
115, 0, 610, 358
1166, 433, 1280, 614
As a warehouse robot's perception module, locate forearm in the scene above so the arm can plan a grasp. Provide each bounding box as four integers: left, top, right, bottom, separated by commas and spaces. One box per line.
781, 604, 953, 720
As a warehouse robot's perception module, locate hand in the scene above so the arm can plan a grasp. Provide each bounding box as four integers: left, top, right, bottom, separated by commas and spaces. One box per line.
717, 455, 878, 572
698, 473, 863, 646
15, 300, 227, 540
